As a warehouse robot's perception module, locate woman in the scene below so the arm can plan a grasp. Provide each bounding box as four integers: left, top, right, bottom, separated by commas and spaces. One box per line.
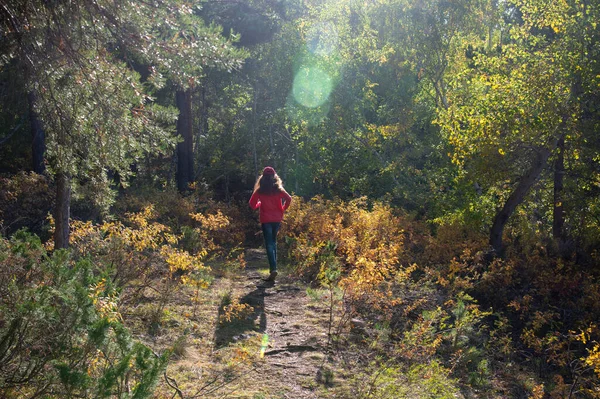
249, 166, 292, 282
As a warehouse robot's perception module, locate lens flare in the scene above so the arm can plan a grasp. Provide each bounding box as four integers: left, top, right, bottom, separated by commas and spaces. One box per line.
259, 333, 269, 358
292, 66, 332, 108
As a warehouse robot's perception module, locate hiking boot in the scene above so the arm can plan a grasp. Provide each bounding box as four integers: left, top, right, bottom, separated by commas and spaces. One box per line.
264, 271, 278, 282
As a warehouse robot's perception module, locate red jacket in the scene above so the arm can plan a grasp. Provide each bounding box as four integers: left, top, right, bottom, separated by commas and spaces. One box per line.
249, 189, 292, 223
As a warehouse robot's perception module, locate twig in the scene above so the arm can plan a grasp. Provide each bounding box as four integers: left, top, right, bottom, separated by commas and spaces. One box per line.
189, 365, 260, 398
164, 372, 184, 399
149, 348, 183, 399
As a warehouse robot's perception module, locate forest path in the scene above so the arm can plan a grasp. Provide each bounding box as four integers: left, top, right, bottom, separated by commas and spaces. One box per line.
224, 248, 333, 398
160, 248, 339, 398
151, 247, 343, 399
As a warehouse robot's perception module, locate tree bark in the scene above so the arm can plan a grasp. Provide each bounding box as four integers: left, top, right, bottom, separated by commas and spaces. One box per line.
54, 172, 71, 249
489, 147, 551, 254
553, 135, 565, 240
176, 89, 194, 193
195, 85, 208, 179
28, 91, 46, 175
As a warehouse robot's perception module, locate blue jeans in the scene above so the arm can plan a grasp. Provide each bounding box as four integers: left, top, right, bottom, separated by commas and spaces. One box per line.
262, 222, 280, 273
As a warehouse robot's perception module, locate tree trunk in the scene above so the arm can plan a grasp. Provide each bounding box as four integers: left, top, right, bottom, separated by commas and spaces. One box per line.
28, 91, 46, 175
490, 147, 551, 254
54, 172, 71, 249
195, 85, 208, 180
176, 89, 194, 193
553, 135, 565, 240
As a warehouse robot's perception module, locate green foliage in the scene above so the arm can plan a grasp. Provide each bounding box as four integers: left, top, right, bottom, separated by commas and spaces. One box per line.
0, 231, 169, 398
350, 359, 460, 399
1, 0, 248, 222
140, 3, 247, 89
436, 0, 600, 248
2, 0, 600, 396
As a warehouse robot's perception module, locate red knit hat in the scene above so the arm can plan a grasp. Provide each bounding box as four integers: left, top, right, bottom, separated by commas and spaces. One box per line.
262, 166, 276, 175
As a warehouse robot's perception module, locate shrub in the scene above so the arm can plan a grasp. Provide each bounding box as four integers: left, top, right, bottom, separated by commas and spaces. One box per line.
67, 205, 215, 289
349, 359, 461, 399
114, 187, 249, 250
283, 196, 412, 312
0, 231, 169, 398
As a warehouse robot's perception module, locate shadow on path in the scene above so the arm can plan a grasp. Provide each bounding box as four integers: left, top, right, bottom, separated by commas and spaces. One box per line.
213, 280, 274, 348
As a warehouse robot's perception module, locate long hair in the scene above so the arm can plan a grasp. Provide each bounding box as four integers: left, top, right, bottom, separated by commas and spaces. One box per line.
254, 172, 284, 195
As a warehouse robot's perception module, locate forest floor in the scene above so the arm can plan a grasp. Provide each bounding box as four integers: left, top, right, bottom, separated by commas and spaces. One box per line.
129, 248, 352, 399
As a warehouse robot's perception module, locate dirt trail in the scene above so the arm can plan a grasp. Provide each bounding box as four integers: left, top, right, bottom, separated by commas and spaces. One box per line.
155, 248, 339, 398
235, 248, 333, 398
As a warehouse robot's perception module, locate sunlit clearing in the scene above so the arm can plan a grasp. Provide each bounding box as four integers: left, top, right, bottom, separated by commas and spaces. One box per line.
292, 66, 332, 108
306, 21, 339, 56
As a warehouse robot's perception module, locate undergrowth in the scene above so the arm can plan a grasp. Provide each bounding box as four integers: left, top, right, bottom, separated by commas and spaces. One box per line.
1, 188, 599, 397
281, 195, 600, 398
